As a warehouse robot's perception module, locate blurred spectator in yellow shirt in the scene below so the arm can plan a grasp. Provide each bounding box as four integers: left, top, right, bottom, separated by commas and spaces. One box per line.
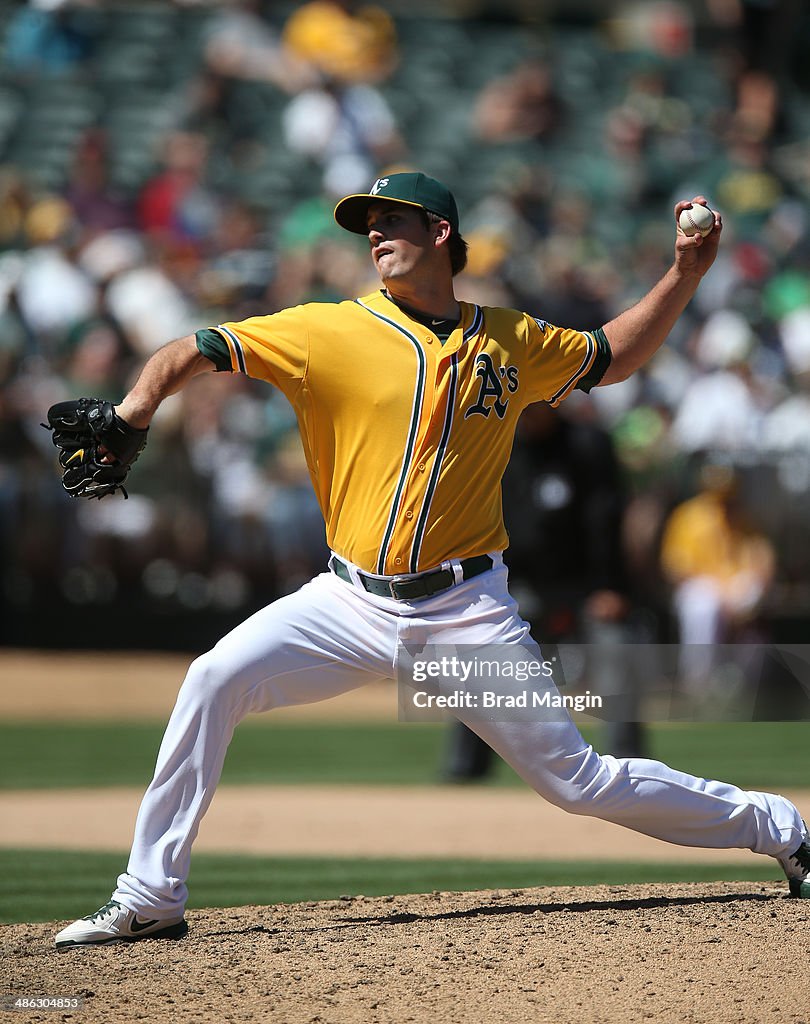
282, 0, 397, 84
660, 462, 775, 696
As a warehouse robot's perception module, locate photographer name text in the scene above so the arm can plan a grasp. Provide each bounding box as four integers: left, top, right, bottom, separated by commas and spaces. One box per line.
410, 689, 602, 712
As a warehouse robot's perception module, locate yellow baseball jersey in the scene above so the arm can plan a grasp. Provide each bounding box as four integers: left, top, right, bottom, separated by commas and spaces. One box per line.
200, 290, 610, 575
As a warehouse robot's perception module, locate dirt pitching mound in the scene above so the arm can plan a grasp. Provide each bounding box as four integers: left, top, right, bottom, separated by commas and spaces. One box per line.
3, 882, 809, 1023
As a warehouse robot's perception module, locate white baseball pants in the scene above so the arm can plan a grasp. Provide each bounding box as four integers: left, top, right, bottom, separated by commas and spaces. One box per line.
114, 555, 805, 918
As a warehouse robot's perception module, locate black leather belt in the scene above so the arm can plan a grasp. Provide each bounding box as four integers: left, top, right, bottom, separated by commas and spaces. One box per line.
329, 554, 493, 601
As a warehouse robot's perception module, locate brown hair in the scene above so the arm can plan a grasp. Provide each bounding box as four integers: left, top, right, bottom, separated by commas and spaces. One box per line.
422, 209, 469, 276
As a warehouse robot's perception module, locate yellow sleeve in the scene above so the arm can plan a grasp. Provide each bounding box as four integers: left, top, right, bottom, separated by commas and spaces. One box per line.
216, 306, 310, 401
523, 316, 610, 406
659, 505, 697, 583
281, 2, 329, 63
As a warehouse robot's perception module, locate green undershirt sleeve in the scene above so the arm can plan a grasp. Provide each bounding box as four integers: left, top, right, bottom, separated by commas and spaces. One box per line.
575, 326, 612, 393
195, 328, 233, 373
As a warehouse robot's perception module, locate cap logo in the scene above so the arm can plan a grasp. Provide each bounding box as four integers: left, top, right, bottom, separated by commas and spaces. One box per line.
369, 177, 389, 195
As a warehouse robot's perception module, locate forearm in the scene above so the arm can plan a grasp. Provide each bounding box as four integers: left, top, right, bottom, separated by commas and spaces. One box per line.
116, 335, 214, 428
600, 265, 701, 385
599, 196, 722, 386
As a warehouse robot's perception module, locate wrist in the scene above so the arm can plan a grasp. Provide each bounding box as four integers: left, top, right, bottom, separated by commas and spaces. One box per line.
668, 262, 704, 288
115, 397, 152, 430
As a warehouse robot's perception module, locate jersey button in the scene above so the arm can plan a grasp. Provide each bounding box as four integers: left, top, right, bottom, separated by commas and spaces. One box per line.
405, 510, 413, 519
418, 463, 426, 472
395, 557, 403, 566
425, 336, 433, 344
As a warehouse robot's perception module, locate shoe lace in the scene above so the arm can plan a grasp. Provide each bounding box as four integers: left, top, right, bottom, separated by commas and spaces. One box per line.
85, 900, 120, 922
791, 843, 810, 872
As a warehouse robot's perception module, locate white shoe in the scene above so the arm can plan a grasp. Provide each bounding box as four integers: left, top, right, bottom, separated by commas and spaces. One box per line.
55, 900, 187, 947
776, 820, 810, 898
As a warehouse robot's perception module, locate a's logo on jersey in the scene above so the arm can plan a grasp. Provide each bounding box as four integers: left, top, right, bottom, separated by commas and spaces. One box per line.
370, 178, 389, 195
465, 353, 519, 420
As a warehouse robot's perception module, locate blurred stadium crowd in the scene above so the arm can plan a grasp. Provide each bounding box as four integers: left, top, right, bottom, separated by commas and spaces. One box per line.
1, 0, 810, 649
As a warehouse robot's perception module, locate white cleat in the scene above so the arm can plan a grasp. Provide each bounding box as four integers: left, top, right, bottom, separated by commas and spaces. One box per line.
776, 821, 810, 898
55, 900, 187, 947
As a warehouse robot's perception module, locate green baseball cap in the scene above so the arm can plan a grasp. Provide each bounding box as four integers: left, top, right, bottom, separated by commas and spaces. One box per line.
334, 172, 459, 235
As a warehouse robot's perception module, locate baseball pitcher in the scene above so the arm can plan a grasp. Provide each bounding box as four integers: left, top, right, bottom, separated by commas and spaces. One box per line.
48, 172, 809, 946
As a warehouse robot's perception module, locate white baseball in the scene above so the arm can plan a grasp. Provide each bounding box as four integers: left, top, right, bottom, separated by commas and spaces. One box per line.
678, 204, 715, 238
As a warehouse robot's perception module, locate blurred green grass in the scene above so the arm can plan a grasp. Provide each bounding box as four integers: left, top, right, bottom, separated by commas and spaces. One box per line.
0, 720, 807, 790
0, 849, 785, 924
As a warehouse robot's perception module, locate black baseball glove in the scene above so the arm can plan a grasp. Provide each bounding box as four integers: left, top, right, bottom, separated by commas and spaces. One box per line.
44, 398, 148, 499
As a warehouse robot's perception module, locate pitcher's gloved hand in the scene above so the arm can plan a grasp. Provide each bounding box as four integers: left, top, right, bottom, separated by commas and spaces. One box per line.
44, 398, 148, 499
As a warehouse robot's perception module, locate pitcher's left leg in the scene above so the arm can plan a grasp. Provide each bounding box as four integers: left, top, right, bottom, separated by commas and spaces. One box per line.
418, 560, 805, 862
463, 711, 805, 859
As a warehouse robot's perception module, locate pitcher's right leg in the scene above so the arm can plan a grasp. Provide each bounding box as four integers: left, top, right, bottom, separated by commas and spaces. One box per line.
56, 573, 395, 945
